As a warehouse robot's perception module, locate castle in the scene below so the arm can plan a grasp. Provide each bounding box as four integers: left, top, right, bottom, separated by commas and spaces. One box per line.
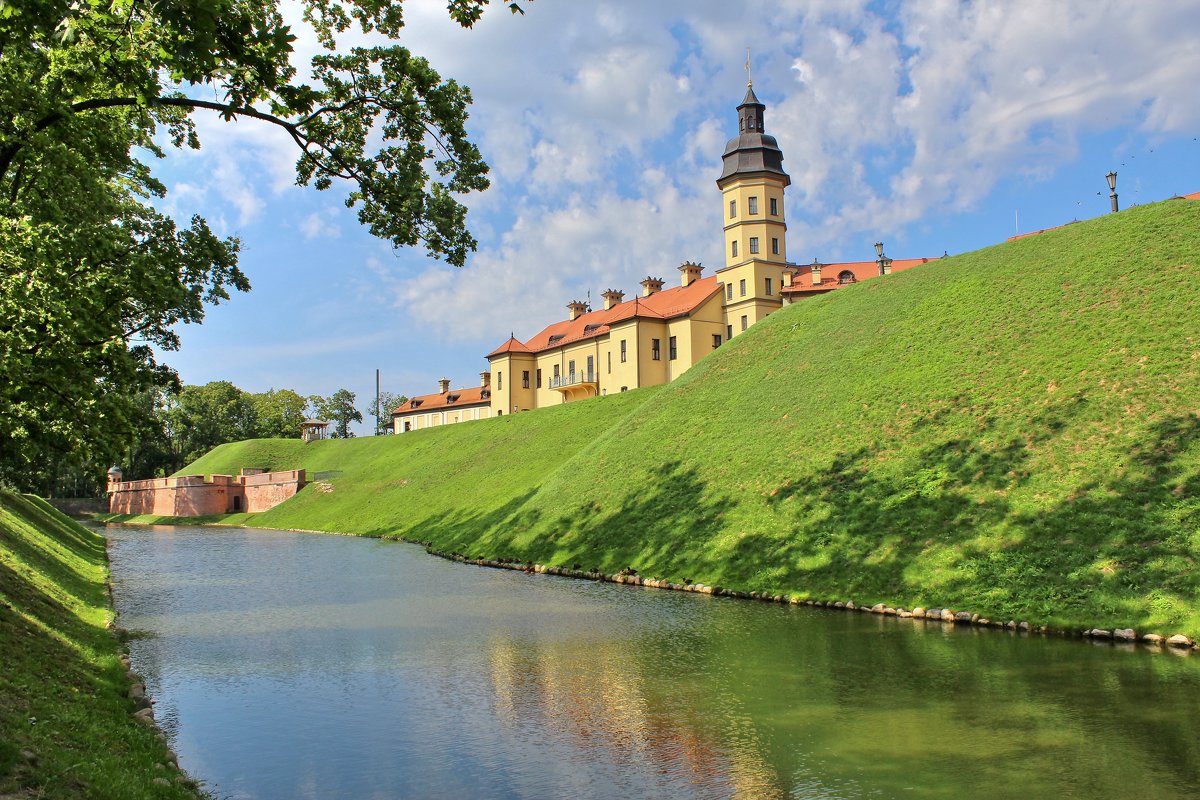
392, 84, 937, 433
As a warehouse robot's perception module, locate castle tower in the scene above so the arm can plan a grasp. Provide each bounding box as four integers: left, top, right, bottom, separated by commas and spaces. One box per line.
716, 81, 791, 338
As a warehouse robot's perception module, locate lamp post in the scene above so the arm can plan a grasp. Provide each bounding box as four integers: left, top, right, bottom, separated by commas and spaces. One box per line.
874, 241, 892, 276
1106, 171, 1118, 213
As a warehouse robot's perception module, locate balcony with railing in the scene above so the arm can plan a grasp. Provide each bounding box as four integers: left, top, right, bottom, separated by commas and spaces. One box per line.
549, 370, 598, 400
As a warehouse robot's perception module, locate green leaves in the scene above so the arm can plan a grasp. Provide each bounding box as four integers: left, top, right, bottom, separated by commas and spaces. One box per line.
310, 389, 362, 438
0, 0, 522, 488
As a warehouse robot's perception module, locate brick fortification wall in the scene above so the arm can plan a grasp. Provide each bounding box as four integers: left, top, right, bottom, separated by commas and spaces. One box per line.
242, 470, 306, 513
108, 469, 306, 516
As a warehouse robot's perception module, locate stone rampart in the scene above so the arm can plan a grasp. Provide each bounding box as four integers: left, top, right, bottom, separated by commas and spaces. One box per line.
242, 469, 306, 513
108, 469, 306, 516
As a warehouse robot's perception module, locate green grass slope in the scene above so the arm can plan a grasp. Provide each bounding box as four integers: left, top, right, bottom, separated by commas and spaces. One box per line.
146, 385, 662, 540
0, 490, 200, 798
142, 198, 1200, 636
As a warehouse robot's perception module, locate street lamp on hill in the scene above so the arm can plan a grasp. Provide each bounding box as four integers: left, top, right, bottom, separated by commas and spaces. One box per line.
874, 241, 892, 276
1106, 171, 1118, 213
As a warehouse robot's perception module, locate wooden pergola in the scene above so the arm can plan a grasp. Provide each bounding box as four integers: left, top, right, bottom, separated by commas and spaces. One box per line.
300, 419, 330, 443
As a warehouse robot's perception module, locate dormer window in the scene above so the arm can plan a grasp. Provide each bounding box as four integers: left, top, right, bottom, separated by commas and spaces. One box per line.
446, 393, 460, 403
583, 324, 602, 333
838, 270, 856, 285
548, 334, 565, 344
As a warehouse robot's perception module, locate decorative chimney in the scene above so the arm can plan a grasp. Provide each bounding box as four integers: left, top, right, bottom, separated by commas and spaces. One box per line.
810, 258, 823, 286
640, 276, 665, 297
601, 289, 625, 310
567, 300, 589, 321
782, 266, 798, 288
678, 261, 703, 287
438, 378, 451, 394
480, 371, 491, 388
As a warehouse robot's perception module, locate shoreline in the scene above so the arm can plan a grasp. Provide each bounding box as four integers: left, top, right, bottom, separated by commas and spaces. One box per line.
96, 516, 1200, 656
1, 493, 205, 798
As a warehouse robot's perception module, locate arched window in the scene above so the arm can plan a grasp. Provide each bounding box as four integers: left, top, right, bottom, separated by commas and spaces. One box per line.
838, 270, 856, 285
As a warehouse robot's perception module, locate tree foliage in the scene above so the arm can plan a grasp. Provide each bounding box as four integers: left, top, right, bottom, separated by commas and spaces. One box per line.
0, 0, 522, 489
375, 390, 408, 434
310, 389, 362, 438
252, 389, 309, 440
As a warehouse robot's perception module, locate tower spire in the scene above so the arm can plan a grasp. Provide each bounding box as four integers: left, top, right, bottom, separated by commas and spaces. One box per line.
745, 47, 752, 88
718, 81, 786, 184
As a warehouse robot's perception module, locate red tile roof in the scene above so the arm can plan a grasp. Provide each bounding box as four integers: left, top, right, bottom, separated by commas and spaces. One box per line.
780, 257, 938, 294
489, 276, 722, 356
394, 385, 491, 416
1177, 191, 1200, 200
485, 336, 533, 357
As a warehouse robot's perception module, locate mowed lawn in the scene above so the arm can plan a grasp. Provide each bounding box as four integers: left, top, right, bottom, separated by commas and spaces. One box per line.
0, 490, 201, 798
121, 198, 1200, 636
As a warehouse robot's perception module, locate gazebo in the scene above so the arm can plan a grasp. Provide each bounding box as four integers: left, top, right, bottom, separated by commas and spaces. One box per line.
300, 419, 330, 443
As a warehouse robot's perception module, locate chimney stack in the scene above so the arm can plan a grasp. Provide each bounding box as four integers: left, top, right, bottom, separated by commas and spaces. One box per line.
439, 378, 451, 394
810, 258, 823, 286
567, 300, 589, 321
678, 261, 703, 286
640, 276, 665, 297
601, 289, 625, 310
480, 371, 491, 388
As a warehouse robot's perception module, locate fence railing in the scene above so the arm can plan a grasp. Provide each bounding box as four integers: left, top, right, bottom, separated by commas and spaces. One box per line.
549, 371, 597, 389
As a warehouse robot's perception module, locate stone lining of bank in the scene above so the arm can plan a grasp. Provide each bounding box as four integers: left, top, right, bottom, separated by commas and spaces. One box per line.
414, 545, 1199, 654
102, 539, 197, 792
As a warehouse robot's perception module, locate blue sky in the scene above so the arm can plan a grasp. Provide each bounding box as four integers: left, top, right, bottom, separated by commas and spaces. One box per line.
151, 1, 1200, 434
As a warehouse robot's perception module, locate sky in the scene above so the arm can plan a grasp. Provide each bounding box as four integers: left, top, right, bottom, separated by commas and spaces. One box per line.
151, 0, 1200, 434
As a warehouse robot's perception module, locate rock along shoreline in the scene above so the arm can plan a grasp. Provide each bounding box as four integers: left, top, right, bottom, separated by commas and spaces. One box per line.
412, 542, 1198, 655
102, 520, 1199, 655
103, 536, 201, 794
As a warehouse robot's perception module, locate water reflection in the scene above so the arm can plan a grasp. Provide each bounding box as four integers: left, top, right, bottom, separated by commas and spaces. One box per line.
106, 525, 1200, 800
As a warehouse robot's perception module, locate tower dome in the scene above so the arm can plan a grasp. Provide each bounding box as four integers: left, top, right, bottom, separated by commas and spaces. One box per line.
717, 85, 790, 187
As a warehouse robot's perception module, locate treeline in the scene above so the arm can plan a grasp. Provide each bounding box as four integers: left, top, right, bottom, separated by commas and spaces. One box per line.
16, 382, 406, 498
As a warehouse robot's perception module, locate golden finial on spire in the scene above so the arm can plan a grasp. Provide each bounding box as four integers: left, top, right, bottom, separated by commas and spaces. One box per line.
745, 47, 753, 87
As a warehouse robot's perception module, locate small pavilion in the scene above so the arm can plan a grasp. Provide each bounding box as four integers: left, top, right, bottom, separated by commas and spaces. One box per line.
300, 419, 330, 443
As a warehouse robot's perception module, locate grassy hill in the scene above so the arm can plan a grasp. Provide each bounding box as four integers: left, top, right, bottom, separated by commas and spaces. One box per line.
0, 490, 200, 798
126, 198, 1200, 636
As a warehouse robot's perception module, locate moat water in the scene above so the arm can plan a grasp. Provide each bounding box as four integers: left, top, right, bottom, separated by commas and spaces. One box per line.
104, 524, 1200, 799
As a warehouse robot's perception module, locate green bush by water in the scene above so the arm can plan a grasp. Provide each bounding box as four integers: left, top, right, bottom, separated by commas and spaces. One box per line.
113, 199, 1200, 636
0, 490, 202, 798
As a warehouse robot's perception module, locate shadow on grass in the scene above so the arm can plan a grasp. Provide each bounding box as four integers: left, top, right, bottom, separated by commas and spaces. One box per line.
0, 493, 180, 797
387, 401, 1199, 631
0, 493, 107, 605
381, 461, 737, 582
753, 404, 1200, 627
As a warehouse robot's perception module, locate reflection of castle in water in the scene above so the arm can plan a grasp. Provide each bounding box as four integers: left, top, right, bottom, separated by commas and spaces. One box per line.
485, 635, 783, 798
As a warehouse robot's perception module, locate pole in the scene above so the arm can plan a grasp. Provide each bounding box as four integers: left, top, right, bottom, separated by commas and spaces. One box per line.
375, 368, 381, 436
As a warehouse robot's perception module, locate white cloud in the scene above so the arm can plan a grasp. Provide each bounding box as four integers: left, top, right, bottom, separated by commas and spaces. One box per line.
300, 211, 341, 240
154, 0, 1200, 394
369, 0, 1200, 333
389, 179, 716, 343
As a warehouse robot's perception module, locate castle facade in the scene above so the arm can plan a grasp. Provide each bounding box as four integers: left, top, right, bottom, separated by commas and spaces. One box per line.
393, 84, 936, 432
